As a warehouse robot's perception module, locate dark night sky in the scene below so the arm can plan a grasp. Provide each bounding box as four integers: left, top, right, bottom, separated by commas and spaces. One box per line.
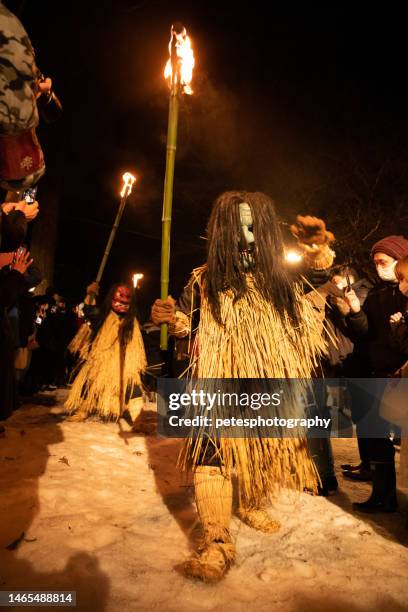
5, 1, 408, 319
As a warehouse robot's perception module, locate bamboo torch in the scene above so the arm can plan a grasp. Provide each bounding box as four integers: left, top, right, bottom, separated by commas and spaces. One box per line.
160, 23, 195, 349
95, 172, 136, 284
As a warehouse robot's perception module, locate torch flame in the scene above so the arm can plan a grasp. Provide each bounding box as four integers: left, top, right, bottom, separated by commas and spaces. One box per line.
285, 250, 303, 264
164, 25, 195, 95
133, 273, 144, 288
121, 172, 136, 198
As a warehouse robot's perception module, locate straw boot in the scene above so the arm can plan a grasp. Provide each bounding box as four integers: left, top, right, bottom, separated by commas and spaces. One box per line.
183, 466, 235, 583
238, 482, 281, 533
129, 398, 157, 434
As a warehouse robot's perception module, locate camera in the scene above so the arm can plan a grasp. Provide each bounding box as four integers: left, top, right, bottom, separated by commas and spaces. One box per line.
21, 186, 37, 204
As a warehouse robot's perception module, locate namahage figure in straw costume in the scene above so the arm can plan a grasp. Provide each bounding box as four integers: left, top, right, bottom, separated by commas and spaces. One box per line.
152, 191, 334, 582
65, 281, 147, 422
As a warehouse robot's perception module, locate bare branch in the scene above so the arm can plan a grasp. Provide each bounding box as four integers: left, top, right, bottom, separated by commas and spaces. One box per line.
361, 219, 381, 242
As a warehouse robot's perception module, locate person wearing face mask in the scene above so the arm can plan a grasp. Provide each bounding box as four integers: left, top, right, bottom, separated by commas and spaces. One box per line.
65, 281, 146, 422
151, 191, 328, 582
342, 235, 408, 513
386, 256, 408, 496
290, 216, 378, 497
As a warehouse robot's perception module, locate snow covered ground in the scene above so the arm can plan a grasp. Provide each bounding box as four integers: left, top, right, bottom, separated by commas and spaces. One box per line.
1, 391, 407, 612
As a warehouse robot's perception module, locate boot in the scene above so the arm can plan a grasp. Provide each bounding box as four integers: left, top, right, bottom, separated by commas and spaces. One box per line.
238, 506, 281, 533
238, 482, 281, 533
183, 466, 235, 583
343, 467, 372, 482
341, 461, 364, 471
353, 461, 398, 514
308, 437, 336, 494
127, 397, 144, 423
131, 409, 157, 435
324, 475, 339, 491
316, 474, 339, 496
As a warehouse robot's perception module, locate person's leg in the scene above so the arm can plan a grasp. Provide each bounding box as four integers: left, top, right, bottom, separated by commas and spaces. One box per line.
307, 382, 337, 494
342, 379, 374, 478
356, 436, 372, 470
0, 338, 18, 420
308, 436, 337, 494
342, 431, 373, 480
183, 464, 235, 582
353, 437, 397, 513
352, 381, 397, 513
237, 481, 281, 532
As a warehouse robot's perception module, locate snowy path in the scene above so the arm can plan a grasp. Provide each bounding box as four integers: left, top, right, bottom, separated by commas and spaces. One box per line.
1, 392, 407, 612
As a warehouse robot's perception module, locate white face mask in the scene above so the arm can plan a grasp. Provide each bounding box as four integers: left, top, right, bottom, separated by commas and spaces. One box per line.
376, 260, 397, 282
239, 202, 254, 269
239, 202, 254, 246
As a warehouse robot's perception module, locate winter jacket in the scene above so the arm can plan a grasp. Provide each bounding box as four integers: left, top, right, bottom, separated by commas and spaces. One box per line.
346, 281, 408, 376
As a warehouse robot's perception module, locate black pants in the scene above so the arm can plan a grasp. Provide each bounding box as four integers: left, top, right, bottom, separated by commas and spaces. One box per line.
307, 381, 335, 480
0, 337, 17, 421
347, 378, 394, 465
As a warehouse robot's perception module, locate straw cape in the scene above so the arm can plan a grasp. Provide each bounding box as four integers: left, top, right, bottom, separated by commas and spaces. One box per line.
67, 322, 92, 361
175, 265, 328, 506
65, 311, 147, 420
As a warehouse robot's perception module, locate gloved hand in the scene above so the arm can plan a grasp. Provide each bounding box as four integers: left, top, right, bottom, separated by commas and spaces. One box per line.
291, 215, 335, 270
151, 296, 176, 325
330, 296, 351, 317
290, 215, 335, 247
86, 281, 99, 296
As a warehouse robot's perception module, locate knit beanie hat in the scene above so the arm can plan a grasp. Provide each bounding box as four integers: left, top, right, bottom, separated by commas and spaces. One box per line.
371, 235, 408, 260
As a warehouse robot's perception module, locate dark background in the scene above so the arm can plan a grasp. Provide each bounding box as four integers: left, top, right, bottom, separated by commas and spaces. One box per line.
6, 1, 408, 320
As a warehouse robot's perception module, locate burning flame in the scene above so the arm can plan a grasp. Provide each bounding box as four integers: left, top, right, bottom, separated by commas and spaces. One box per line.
164, 25, 195, 95
121, 172, 136, 198
285, 250, 303, 264
133, 273, 144, 288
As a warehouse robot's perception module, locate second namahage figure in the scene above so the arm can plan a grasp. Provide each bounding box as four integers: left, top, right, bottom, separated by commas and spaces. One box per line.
66, 281, 147, 422
152, 191, 333, 582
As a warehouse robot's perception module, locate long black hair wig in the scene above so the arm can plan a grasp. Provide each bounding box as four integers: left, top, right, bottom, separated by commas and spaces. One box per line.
204, 191, 301, 326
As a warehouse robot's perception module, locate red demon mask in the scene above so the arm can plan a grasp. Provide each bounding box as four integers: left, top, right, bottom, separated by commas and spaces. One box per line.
111, 285, 131, 315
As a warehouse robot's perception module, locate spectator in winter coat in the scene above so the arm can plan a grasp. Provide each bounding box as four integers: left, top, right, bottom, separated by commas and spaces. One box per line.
343, 235, 408, 513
